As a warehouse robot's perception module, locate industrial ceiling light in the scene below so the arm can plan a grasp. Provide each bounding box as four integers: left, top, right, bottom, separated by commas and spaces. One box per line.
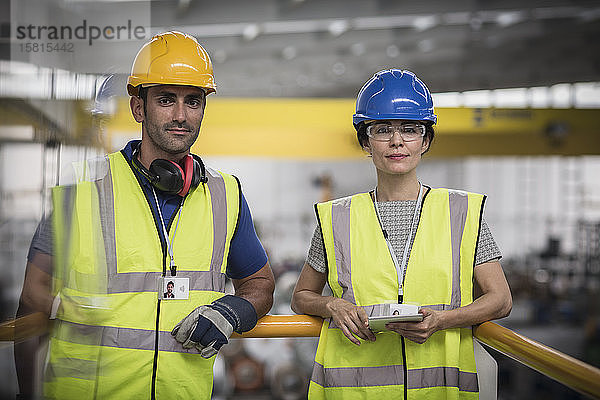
282, 46, 297, 61
350, 43, 366, 57
417, 39, 434, 53
496, 11, 524, 27
242, 24, 260, 41
328, 20, 349, 37
470, 16, 483, 31
331, 62, 346, 76
442, 11, 471, 26
212, 49, 227, 64
578, 8, 600, 23
386, 44, 400, 58
412, 15, 438, 32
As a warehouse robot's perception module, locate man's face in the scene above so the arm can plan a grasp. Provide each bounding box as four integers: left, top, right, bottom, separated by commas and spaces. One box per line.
141, 85, 206, 155
167, 283, 174, 293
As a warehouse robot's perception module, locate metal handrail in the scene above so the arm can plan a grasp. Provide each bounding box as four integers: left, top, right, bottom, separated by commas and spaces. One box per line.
2, 313, 599, 398
473, 321, 600, 399
0, 312, 49, 343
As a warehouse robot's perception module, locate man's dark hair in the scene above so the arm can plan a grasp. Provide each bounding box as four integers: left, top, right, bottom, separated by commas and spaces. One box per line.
356, 121, 435, 155
167, 281, 174, 287
138, 86, 149, 117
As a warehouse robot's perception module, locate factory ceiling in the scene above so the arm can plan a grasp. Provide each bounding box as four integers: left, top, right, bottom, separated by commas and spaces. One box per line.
1, 0, 599, 98
154, 0, 600, 97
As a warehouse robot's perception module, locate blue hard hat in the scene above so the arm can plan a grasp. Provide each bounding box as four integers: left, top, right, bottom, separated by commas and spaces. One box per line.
353, 69, 437, 130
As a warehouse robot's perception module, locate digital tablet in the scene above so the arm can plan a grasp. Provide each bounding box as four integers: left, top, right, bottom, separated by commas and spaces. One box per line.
368, 314, 424, 332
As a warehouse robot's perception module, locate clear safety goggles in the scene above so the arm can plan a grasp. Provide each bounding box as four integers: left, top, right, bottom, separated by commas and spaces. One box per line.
366, 123, 426, 142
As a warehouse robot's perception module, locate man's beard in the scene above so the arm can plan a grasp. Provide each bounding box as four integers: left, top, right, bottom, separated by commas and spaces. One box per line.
145, 121, 200, 155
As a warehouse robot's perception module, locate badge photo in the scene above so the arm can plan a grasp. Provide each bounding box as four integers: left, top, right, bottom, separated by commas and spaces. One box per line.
161, 277, 190, 300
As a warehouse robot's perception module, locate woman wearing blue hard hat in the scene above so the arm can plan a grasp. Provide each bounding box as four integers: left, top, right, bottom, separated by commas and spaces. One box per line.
292, 69, 512, 399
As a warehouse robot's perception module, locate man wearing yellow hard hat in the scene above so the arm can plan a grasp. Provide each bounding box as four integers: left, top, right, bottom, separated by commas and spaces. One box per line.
20, 31, 275, 399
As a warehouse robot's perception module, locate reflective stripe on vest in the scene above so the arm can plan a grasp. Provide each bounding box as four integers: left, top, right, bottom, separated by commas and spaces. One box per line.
54, 160, 231, 294
46, 153, 240, 399
311, 188, 484, 399
50, 319, 210, 354
323, 190, 476, 308
311, 361, 478, 392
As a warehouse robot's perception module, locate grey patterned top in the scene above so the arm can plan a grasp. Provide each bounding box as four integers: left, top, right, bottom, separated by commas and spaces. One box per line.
306, 198, 502, 274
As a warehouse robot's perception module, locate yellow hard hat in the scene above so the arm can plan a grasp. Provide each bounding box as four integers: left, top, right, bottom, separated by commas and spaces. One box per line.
127, 31, 216, 96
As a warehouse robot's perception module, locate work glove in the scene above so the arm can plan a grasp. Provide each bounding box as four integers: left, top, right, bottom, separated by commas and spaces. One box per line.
171, 295, 257, 358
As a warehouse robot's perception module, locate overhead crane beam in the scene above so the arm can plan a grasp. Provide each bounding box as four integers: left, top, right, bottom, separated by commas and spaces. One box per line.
0, 99, 100, 147
6, 97, 598, 157
104, 98, 600, 157
432, 107, 600, 157
0, 99, 67, 144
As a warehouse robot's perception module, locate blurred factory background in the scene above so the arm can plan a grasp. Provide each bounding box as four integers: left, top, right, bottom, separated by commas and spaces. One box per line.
1, 0, 600, 398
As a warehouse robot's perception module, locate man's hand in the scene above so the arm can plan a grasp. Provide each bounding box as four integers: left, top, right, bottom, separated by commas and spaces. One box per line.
171, 306, 233, 358
171, 295, 257, 358
385, 308, 440, 344
326, 297, 376, 346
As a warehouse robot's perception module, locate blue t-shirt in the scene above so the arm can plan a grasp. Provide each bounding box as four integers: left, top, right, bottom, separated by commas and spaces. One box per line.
28, 141, 267, 280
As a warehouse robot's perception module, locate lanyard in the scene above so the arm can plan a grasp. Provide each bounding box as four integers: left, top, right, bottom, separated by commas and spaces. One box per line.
373, 183, 424, 296
152, 187, 183, 277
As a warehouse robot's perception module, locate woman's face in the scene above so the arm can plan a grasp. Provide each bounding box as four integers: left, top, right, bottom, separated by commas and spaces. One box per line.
363, 120, 430, 177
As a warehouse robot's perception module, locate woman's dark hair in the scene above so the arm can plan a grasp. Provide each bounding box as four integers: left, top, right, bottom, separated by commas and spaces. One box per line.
356, 121, 435, 155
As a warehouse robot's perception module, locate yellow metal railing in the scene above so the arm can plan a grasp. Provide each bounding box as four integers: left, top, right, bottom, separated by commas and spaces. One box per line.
473, 321, 600, 399
2, 314, 599, 398
0, 312, 49, 343
235, 314, 323, 338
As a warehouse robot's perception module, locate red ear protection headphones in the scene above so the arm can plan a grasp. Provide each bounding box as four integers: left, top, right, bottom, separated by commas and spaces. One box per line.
131, 145, 207, 196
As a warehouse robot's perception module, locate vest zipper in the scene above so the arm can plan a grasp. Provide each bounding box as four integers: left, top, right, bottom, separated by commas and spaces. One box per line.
401, 336, 408, 399
399, 294, 409, 399
151, 296, 161, 400
149, 206, 166, 400
122, 151, 185, 400
151, 198, 184, 399
396, 188, 431, 399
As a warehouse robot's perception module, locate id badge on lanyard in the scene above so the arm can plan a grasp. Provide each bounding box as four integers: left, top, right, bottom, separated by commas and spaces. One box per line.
373, 183, 424, 299
152, 187, 189, 300
159, 276, 189, 300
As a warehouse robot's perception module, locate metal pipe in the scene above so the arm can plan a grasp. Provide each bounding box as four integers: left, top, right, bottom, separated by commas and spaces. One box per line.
234, 316, 600, 399
473, 321, 600, 399
0, 312, 49, 344
233, 315, 322, 338
3, 313, 600, 398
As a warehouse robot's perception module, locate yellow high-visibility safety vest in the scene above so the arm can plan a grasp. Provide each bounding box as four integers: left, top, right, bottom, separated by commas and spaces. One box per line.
310, 188, 485, 400
46, 151, 240, 399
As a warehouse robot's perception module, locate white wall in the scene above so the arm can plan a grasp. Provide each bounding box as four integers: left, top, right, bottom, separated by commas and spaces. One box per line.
205, 155, 600, 264
2, 143, 598, 266
0, 143, 104, 221
203, 156, 375, 263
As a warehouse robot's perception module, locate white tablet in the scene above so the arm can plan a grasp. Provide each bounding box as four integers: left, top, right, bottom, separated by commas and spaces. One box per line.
368, 314, 424, 332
